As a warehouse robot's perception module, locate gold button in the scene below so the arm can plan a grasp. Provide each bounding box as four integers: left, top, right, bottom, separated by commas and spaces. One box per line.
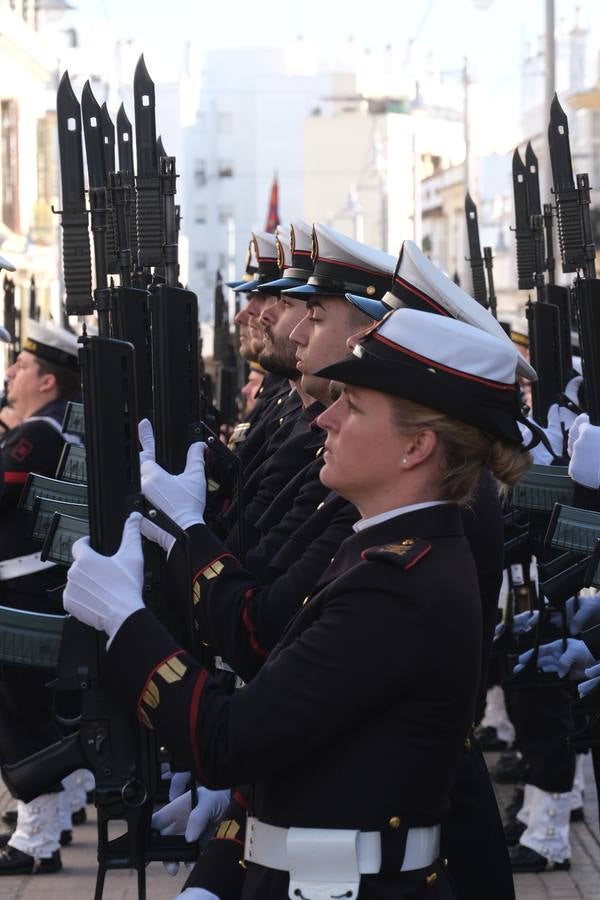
303, 596, 310, 606
279, 417, 284, 425
426, 872, 438, 886
366, 285, 376, 295
389, 816, 401, 829
317, 502, 325, 510
464, 737, 472, 750
277, 397, 283, 405
401, 539, 414, 546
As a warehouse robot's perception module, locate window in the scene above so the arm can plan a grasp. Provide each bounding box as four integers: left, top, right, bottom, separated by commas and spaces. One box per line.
2, 100, 19, 232
194, 159, 206, 188
194, 204, 207, 225
218, 205, 234, 224
218, 159, 234, 178
194, 252, 207, 270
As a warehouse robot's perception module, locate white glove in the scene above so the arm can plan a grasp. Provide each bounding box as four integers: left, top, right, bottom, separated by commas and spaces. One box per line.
569, 417, 600, 489
579, 660, 600, 697
568, 595, 600, 635
175, 889, 220, 900
169, 771, 192, 802
495, 610, 538, 641
567, 412, 588, 458
139, 419, 207, 531
152, 787, 230, 843
515, 638, 595, 679
63, 513, 144, 646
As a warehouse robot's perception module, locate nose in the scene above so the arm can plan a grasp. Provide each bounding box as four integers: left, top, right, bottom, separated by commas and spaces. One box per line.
246, 294, 266, 319
259, 299, 279, 327
316, 395, 341, 432
235, 306, 250, 326
289, 311, 310, 347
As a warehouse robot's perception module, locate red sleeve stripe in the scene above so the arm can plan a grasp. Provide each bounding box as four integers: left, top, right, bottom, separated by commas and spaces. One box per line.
192, 553, 237, 583
241, 590, 268, 659
4, 471, 29, 484
233, 789, 250, 810
189, 668, 210, 779
136, 650, 187, 720
403, 545, 432, 571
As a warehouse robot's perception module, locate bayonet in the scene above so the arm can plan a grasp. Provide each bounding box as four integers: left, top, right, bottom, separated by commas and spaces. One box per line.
156, 134, 166, 162
464, 192, 487, 306
548, 94, 584, 273
100, 102, 116, 185
56, 71, 92, 315
524, 142, 541, 216
133, 55, 158, 177
81, 81, 105, 189
483, 247, 497, 319
116, 103, 134, 174
134, 55, 163, 267
116, 103, 138, 265
512, 147, 535, 290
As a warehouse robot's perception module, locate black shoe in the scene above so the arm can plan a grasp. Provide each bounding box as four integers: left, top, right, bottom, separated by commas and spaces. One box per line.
492, 753, 529, 784
71, 807, 87, 826
59, 830, 72, 846
0, 810, 16, 827
504, 819, 526, 846
475, 725, 509, 751
504, 787, 525, 821
0, 845, 62, 874
509, 844, 570, 872
86, 790, 95, 805
571, 806, 585, 822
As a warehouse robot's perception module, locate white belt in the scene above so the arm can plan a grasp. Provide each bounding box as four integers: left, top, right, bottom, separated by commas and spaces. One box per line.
0, 552, 57, 581
244, 815, 440, 900
214, 656, 245, 689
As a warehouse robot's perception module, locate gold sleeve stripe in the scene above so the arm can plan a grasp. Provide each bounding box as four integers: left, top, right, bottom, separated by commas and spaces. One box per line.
142, 679, 160, 709
157, 656, 188, 684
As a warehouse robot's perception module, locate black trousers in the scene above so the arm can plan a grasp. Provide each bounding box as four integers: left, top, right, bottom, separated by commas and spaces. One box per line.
442, 739, 515, 900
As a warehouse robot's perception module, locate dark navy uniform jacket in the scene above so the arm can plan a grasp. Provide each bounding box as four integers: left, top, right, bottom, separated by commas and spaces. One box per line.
0, 399, 70, 610
105, 503, 481, 899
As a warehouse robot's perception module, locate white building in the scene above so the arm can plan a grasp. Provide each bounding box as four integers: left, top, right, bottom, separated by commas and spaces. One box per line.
182, 46, 332, 318
303, 82, 464, 259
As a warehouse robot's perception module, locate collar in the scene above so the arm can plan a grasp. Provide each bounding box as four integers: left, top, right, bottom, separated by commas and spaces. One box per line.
353, 501, 451, 532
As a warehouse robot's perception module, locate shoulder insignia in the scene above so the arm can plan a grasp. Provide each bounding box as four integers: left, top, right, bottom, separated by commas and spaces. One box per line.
10, 438, 33, 463
361, 538, 431, 571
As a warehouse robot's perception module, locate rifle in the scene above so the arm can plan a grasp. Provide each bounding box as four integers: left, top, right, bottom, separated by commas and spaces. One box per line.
464, 192, 488, 307
549, 96, 599, 424
512, 143, 563, 427
55, 72, 93, 318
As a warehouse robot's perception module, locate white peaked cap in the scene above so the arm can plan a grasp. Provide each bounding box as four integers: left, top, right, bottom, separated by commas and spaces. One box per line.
290, 220, 313, 255
313, 223, 396, 278
384, 240, 537, 383
316, 307, 523, 445
252, 230, 278, 261
275, 225, 293, 269
376, 308, 519, 385
22, 319, 79, 370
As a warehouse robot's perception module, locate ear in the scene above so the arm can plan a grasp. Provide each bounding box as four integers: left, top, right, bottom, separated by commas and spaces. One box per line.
401, 429, 438, 470
38, 372, 57, 395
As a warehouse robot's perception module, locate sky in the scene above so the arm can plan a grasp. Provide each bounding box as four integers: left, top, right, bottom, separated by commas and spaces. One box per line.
63, 0, 600, 154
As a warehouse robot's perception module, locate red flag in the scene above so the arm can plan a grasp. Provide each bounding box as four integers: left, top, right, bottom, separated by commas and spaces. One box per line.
265, 174, 280, 233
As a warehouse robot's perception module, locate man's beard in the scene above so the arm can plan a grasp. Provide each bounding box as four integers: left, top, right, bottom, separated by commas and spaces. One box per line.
259, 329, 300, 380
